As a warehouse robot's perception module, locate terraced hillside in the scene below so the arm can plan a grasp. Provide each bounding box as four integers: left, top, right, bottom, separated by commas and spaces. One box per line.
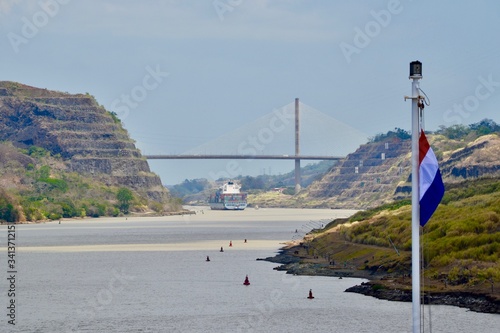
304, 131, 500, 209
306, 138, 412, 208
0, 81, 168, 202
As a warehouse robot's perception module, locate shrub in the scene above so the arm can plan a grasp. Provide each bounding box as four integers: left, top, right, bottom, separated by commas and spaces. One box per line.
59, 200, 77, 218
28, 146, 49, 158
116, 187, 134, 213
0, 190, 21, 222
48, 212, 61, 220
39, 178, 68, 192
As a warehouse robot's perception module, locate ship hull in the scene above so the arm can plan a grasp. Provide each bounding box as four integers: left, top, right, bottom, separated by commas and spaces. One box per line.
209, 202, 247, 210
208, 181, 247, 211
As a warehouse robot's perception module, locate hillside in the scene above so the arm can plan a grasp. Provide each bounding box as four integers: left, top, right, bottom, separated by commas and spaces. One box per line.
247, 124, 500, 209
168, 160, 336, 205
0, 81, 182, 221
267, 177, 500, 313
305, 135, 411, 208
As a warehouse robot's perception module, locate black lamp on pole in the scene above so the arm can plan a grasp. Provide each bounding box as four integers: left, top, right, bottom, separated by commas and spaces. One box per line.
410, 60, 422, 77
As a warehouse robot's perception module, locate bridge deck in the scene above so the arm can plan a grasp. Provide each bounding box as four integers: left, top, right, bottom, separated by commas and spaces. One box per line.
144, 154, 344, 160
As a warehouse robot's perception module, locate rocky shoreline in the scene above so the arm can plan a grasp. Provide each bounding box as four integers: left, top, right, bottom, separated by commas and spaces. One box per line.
345, 282, 499, 314
259, 247, 500, 314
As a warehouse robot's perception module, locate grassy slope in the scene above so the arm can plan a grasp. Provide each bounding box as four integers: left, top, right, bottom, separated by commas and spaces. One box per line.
0, 143, 182, 222
302, 177, 500, 298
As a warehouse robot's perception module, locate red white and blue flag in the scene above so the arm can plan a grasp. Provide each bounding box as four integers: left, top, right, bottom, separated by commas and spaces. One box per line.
419, 130, 445, 226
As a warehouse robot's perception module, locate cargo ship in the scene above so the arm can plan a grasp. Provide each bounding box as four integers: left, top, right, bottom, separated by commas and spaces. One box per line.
208, 181, 247, 210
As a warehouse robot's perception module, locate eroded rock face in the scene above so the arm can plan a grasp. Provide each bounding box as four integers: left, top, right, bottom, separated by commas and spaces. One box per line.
307, 138, 412, 209
305, 133, 500, 209
440, 135, 500, 179
0, 81, 169, 202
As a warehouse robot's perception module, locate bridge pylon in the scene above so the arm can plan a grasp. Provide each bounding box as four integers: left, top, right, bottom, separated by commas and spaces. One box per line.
294, 98, 301, 193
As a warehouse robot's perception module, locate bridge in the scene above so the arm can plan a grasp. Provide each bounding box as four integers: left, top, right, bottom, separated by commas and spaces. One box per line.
143, 154, 344, 160
144, 98, 347, 192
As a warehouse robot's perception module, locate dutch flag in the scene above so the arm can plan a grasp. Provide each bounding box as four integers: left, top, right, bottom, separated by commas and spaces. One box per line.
419, 130, 445, 226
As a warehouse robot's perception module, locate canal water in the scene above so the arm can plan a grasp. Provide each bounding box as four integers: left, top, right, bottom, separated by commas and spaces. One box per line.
2, 208, 498, 332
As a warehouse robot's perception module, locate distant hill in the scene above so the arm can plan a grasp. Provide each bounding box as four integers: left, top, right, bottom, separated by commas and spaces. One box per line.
168, 160, 336, 204
0, 81, 182, 222
287, 121, 499, 209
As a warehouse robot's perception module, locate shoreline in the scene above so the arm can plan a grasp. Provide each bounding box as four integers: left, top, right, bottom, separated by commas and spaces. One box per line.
0, 209, 195, 225
260, 244, 500, 314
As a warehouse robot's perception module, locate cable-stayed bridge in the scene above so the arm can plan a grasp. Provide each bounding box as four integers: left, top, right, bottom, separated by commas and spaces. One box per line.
144, 154, 344, 160
144, 99, 367, 190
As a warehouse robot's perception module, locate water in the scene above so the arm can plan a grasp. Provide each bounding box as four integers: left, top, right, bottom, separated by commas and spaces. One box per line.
2, 208, 498, 332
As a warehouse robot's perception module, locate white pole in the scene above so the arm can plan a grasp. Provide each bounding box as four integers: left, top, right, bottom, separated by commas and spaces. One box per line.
410, 69, 422, 333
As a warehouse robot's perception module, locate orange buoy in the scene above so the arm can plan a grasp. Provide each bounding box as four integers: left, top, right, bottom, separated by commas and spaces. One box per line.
206, 256, 210, 262
307, 289, 314, 299
229, 241, 233, 247
243, 275, 250, 286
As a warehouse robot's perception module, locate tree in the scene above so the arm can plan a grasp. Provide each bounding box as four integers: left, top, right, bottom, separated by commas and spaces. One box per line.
369, 127, 411, 143
436, 124, 470, 139
116, 187, 134, 213
0, 190, 20, 222
469, 118, 500, 135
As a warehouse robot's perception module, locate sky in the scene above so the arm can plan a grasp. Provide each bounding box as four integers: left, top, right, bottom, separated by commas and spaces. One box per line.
1, 0, 500, 185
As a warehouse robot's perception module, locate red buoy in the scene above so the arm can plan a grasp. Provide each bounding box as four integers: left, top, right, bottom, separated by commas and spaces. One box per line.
307, 289, 314, 299
243, 275, 250, 286
229, 241, 233, 247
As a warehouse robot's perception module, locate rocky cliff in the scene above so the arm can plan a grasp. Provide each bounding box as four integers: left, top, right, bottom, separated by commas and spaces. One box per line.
0, 81, 168, 202
439, 134, 500, 179
305, 133, 500, 209
306, 137, 412, 208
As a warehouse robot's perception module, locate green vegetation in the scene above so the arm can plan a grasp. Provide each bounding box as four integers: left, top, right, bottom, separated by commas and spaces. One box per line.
108, 111, 122, 124
369, 127, 411, 143
348, 199, 411, 223
17, 166, 123, 221
169, 178, 211, 198
311, 177, 500, 291
28, 146, 49, 158
435, 118, 499, 140
0, 143, 176, 222
116, 187, 134, 213
0, 189, 22, 222
369, 119, 499, 143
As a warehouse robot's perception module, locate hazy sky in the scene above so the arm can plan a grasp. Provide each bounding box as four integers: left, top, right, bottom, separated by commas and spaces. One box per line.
2, 0, 500, 184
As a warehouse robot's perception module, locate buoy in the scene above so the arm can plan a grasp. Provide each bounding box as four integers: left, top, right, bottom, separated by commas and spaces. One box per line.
206, 256, 210, 262
243, 275, 250, 286
229, 241, 233, 247
307, 289, 314, 299
220, 247, 224, 252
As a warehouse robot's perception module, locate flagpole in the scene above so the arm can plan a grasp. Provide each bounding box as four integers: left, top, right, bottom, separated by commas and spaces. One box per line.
408, 61, 423, 333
